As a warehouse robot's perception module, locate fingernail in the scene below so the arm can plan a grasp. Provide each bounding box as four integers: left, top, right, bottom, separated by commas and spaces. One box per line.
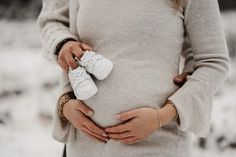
116, 114, 121, 119
88, 111, 94, 116
102, 133, 107, 137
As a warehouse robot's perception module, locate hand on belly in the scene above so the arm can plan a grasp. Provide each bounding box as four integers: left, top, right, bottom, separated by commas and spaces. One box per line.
104, 107, 161, 144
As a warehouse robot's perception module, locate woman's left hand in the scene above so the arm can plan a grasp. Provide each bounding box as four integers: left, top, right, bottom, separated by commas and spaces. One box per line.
104, 107, 160, 144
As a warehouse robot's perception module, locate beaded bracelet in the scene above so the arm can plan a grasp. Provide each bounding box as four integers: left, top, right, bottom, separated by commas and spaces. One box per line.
57, 92, 76, 122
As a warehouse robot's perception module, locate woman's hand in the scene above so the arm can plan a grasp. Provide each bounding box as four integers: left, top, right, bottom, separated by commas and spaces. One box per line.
105, 103, 177, 145
104, 107, 160, 144
63, 99, 109, 143
57, 41, 93, 73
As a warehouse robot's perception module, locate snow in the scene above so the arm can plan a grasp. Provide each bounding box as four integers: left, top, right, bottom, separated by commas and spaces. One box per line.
0, 12, 236, 157
0, 48, 63, 157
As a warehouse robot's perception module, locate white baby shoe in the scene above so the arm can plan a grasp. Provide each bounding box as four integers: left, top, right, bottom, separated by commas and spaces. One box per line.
68, 66, 97, 100
78, 50, 113, 80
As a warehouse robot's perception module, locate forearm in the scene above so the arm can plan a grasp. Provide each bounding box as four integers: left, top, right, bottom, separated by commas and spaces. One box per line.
37, 0, 77, 63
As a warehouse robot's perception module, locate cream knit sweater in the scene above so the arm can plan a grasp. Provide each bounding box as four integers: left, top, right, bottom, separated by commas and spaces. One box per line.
37, 0, 230, 157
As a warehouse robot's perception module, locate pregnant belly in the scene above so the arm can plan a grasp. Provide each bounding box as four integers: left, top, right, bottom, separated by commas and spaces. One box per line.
82, 62, 179, 128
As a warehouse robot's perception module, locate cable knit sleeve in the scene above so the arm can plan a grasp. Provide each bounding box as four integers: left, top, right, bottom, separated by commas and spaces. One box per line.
37, 0, 78, 63
168, 0, 230, 137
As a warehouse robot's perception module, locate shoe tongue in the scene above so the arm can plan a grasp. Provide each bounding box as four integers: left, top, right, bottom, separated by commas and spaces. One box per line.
80, 51, 97, 67
69, 67, 89, 83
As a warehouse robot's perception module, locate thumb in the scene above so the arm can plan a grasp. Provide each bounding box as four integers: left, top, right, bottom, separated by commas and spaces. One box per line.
74, 100, 94, 117
80, 42, 93, 51
117, 110, 139, 121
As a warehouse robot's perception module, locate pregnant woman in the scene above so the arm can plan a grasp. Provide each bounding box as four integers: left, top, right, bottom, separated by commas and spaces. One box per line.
38, 0, 230, 156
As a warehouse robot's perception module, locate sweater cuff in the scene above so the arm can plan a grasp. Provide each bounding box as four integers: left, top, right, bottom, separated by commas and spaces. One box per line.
41, 23, 78, 64
51, 98, 70, 143
46, 35, 77, 64
55, 38, 77, 56
167, 76, 212, 137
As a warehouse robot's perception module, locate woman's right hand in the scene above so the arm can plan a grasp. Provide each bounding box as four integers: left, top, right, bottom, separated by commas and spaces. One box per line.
63, 99, 109, 143
57, 41, 93, 73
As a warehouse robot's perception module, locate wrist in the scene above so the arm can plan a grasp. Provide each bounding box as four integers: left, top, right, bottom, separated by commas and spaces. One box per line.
57, 92, 76, 122
55, 38, 77, 55
158, 100, 178, 126
166, 100, 178, 121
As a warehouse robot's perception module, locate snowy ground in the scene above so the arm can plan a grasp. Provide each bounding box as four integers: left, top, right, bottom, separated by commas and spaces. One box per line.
0, 12, 236, 157
0, 20, 64, 157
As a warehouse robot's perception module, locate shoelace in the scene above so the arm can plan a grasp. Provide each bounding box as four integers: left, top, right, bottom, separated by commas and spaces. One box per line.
81, 52, 103, 68
69, 68, 90, 86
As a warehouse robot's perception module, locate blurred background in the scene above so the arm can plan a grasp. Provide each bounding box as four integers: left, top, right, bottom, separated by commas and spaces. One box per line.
0, 0, 236, 157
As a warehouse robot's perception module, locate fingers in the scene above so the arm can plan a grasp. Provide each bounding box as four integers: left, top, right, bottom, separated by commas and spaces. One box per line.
83, 127, 108, 142
72, 101, 107, 137
82, 125, 109, 142
173, 72, 191, 85
116, 110, 139, 121
58, 51, 77, 72
83, 117, 108, 137
58, 55, 69, 73
63, 99, 109, 143
81, 128, 108, 143
107, 131, 133, 139
57, 41, 93, 72
74, 100, 94, 117
64, 52, 78, 70
105, 123, 132, 133
71, 46, 84, 59
174, 73, 187, 84
72, 109, 109, 141
81, 42, 93, 51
